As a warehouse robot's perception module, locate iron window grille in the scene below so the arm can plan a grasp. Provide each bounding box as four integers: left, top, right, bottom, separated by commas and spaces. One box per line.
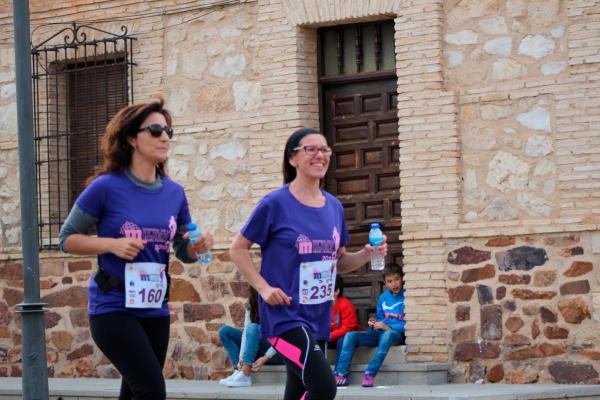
31, 23, 136, 250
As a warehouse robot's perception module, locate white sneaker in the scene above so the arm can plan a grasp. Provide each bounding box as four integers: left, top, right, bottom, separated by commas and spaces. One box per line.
219, 370, 241, 386
226, 371, 252, 387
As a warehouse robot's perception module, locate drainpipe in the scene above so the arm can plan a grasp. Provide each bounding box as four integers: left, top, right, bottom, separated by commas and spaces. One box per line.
12, 1, 49, 399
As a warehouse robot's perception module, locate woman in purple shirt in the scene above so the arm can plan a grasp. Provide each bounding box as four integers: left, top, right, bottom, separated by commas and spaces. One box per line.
59, 97, 212, 400
230, 128, 387, 400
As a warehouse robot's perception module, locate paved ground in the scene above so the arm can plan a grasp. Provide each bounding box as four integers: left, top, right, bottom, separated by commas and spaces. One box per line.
2, 378, 600, 399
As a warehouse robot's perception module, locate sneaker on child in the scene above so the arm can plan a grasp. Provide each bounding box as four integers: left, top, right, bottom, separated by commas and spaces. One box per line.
334, 373, 349, 387
226, 371, 252, 387
361, 372, 375, 387
219, 370, 241, 386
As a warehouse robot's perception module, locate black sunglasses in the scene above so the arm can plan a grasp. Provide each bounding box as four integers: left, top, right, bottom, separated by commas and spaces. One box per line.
138, 124, 173, 139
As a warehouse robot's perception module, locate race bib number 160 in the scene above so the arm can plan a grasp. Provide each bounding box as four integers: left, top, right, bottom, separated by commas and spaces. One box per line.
124, 262, 167, 309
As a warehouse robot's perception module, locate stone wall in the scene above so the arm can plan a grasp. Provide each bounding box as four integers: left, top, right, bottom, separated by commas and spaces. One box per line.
0, 0, 261, 380
447, 232, 600, 384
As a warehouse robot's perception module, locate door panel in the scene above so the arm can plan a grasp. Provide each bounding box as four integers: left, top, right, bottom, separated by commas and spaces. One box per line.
323, 78, 402, 328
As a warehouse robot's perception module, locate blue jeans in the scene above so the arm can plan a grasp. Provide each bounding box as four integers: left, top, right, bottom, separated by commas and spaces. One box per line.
219, 324, 280, 366
327, 337, 346, 366
335, 329, 404, 376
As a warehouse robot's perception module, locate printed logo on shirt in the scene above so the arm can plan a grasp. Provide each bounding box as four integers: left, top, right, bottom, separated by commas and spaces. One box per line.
382, 301, 403, 311
384, 312, 405, 321
295, 227, 341, 260
120, 216, 177, 254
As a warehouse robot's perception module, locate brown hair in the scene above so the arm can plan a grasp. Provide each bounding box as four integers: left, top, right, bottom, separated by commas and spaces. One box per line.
383, 263, 403, 279
86, 96, 172, 185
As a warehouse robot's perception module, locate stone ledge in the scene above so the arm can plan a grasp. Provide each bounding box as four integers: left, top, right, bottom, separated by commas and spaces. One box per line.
400, 222, 600, 241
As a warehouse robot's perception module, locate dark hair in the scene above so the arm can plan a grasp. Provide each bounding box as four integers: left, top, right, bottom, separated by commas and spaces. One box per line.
383, 263, 403, 279
282, 127, 324, 184
87, 96, 172, 185
335, 274, 345, 297
248, 287, 260, 324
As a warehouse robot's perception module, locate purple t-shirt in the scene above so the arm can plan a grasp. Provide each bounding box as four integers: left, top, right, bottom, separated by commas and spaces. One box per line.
241, 185, 349, 341
76, 172, 191, 318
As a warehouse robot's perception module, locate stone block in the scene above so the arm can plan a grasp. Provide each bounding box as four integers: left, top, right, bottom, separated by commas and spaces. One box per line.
540, 306, 557, 323
504, 334, 530, 346
548, 361, 599, 384
448, 285, 475, 302
477, 285, 494, 304
559, 280, 590, 295
564, 261, 593, 277
512, 288, 556, 300
558, 297, 591, 324
505, 316, 524, 333
485, 237, 515, 247
496, 286, 506, 300
499, 274, 531, 284
543, 325, 569, 339
228, 301, 246, 328
481, 304, 502, 340
455, 305, 470, 321
505, 343, 565, 361
67, 260, 92, 272
461, 264, 495, 283
41, 286, 88, 308
448, 246, 491, 265
66, 344, 94, 361
184, 304, 226, 322
454, 341, 500, 361
495, 246, 548, 271
486, 364, 504, 383
169, 277, 201, 302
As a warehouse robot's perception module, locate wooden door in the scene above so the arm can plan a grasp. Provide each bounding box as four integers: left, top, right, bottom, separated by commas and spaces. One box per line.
323, 78, 401, 327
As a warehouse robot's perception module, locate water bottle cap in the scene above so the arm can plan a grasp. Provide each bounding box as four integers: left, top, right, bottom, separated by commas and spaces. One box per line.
370, 223, 380, 229
187, 223, 197, 230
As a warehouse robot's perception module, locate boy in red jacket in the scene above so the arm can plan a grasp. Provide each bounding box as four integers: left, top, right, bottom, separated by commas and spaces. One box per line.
329, 275, 362, 364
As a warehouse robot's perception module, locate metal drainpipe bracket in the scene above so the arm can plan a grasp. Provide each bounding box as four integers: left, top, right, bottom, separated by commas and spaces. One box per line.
15, 302, 48, 314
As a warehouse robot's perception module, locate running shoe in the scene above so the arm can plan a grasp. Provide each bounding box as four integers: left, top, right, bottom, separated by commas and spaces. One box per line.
226, 371, 252, 387
219, 370, 241, 386
335, 373, 349, 387
361, 372, 375, 387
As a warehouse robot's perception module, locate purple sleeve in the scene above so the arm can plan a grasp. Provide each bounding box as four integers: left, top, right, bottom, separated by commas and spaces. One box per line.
177, 188, 192, 227
75, 176, 108, 219
240, 197, 272, 247
340, 206, 350, 247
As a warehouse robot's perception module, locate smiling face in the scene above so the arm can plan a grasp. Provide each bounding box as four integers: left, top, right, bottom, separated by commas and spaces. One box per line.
289, 134, 331, 181
128, 111, 170, 165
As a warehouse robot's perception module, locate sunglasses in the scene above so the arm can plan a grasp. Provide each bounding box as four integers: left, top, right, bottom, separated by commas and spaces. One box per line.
138, 124, 174, 139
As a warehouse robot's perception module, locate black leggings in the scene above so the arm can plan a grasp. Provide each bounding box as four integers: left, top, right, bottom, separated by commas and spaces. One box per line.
90, 312, 170, 400
268, 326, 336, 400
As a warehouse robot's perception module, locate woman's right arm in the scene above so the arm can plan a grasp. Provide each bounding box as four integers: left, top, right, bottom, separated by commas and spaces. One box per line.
229, 233, 291, 306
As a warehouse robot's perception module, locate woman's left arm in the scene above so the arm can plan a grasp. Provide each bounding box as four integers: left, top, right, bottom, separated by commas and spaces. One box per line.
337, 235, 387, 273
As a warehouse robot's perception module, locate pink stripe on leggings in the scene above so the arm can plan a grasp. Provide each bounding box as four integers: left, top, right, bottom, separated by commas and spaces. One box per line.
300, 391, 307, 400
268, 337, 304, 369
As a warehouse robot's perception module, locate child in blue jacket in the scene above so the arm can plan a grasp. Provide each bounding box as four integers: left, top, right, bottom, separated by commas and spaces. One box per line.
334, 264, 405, 387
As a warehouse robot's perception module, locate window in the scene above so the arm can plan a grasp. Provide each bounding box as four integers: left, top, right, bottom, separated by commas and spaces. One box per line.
32, 24, 135, 249
319, 20, 395, 77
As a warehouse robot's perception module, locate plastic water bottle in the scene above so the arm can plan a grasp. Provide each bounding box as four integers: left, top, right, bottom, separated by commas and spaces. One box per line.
187, 223, 212, 265
369, 223, 385, 271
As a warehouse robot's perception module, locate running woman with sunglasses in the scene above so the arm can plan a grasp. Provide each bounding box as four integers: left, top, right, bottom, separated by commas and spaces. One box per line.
230, 128, 387, 400
59, 97, 213, 400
